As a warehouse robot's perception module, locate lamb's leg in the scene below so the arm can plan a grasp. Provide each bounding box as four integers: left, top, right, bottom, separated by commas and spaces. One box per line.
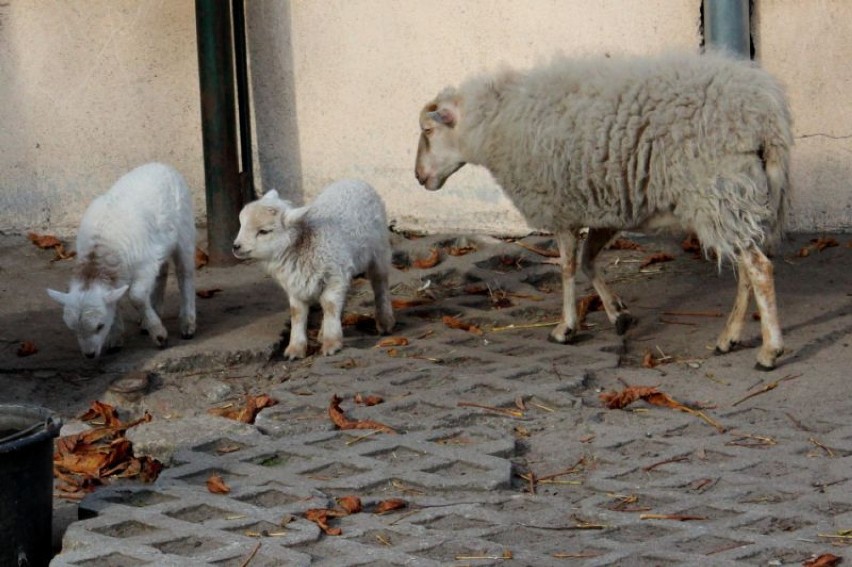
549, 231, 579, 344
106, 312, 125, 353
715, 259, 752, 354
128, 276, 168, 348
740, 247, 784, 370
285, 297, 310, 360
581, 228, 635, 335
319, 279, 348, 356
173, 244, 197, 339
151, 262, 169, 317
368, 260, 395, 335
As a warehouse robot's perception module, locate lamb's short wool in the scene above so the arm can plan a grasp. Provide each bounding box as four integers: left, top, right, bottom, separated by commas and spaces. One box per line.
233, 179, 395, 360
48, 163, 197, 357
415, 52, 792, 369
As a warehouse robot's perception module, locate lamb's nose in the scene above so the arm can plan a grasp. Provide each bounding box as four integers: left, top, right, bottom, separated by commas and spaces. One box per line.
84, 352, 96, 359
232, 243, 241, 251
415, 168, 425, 184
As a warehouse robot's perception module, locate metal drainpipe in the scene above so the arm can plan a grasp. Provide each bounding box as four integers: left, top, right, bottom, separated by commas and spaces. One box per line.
232, 0, 255, 206
703, 0, 751, 58
195, 0, 242, 266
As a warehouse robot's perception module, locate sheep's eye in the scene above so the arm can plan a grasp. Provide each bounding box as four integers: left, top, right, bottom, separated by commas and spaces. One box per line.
423, 128, 434, 136
96, 323, 105, 332
257, 229, 272, 236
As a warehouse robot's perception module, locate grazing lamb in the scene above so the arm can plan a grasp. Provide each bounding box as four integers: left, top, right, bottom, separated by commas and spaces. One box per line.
415, 52, 792, 369
232, 179, 395, 360
48, 162, 197, 357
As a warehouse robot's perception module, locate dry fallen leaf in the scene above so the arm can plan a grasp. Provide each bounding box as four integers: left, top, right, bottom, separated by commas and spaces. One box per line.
640, 253, 675, 269
328, 395, 396, 434
803, 553, 842, 567
576, 294, 603, 327
514, 240, 561, 258
412, 248, 441, 269
681, 233, 702, 254
442, 315, 483, 335
17, 340, 38, 357
447, 245, 476, 256
195, 288, 223, 299
208, 394, 278, 424
609, 238, 643, 251
304, 508, 345, 536
797, 236, 840, 257
195, 247, 209, 269
206, 473, 231, 494
374, 499, 407, 514
641, 351, 659, 369
354, 393, 384, 406
600, 386, 725, 432
390, 298, 433, 309
28, 232, 62, 249
376, 336, 409, 348
342, 313, 374, 327
336, 495, 363, 514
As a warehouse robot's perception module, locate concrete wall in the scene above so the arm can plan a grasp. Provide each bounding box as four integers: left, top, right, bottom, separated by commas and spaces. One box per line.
0, 0, 850, 238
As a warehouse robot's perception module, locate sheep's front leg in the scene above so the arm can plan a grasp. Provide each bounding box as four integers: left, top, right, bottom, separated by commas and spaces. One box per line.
581, 228, 635, 334
319, 279, 349, 356
173, 244, 197, 339
151, 262, 169, 317
715, 258, 752, 355
741, 247, 784, 370
549, 231, 579, 344
129, 276, 168, 348
284, 297, 310, 360
368, 260, 395, 335
106, 313, 125, 353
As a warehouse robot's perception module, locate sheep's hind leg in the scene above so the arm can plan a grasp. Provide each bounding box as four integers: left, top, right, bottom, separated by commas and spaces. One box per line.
319, 279, 348, 356
715, 259, 752, 355
741, 247, 784, 370
368, 260, 395, 335
549, 231, 579, 344
285, 297, 310, 360
173, 243, 197, 339
582, 228, 635, 334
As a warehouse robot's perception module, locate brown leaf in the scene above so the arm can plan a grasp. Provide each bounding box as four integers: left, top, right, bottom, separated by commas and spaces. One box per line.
803, 553, 842, 567
206, 473, 230, 494
52, 244, 76, 261
576, 294, 602, 327
304, 508, 344, 536
640, 253, 675, 269
209, 394, 279, 424
17, 340, 38, 357
374, 499, 407, 514
797, 236, 840, 257
412, 248, 441, 269
195, 247, 209, 269
609, 238, 643, 251
447, 245, 476, 256
28, 232, 63, 249
376, 336, 409, 348
442, 315, 483, 335
336, 495, 363, 514
641, 351, 659, 368
514, 240, 561, 258
342, 313, 374, 326
463, 283, 490, 295
354, 393, 384, 406
328, 395, 396, 434
599, 386, 661, 409
79, 401, 123, 429
681, 233, 702, 254
390, 298, 433, 309
195, 288, 223, 299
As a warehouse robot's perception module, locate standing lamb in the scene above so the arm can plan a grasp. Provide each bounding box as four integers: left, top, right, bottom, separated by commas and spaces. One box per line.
48, 162, 197, 357
415, 52, 792, 370
232, 179, 395, 360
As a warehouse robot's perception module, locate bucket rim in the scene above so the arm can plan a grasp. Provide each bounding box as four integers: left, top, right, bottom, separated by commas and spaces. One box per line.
0, 404, 62, 454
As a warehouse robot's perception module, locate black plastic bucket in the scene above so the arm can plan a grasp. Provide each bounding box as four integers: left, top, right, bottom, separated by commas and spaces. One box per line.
0, 405, 62, 567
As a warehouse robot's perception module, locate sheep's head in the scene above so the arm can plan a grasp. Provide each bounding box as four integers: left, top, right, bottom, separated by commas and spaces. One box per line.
47, 283, 128, 358
233, 190, 308, 261
415, 93, 466, 191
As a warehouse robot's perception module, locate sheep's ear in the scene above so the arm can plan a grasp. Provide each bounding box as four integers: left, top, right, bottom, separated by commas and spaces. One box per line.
47, 288, 69, 305
428, 107, 457, 128
282, 206, 309, 228
261, 189, 279, 200
104, 285, 129, 304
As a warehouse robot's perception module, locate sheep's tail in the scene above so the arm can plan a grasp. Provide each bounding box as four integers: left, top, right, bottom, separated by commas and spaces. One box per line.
761, 139, 791, 254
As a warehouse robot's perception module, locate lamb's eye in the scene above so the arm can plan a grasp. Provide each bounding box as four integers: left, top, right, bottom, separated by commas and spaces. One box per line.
96, 323, 105, 332
423, 128, 434, 136
257, 229, 271, 236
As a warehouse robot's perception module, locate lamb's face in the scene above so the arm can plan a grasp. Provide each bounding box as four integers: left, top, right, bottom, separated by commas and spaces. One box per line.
233, 191, 299, 260
47, 283, 126, 358
415, 98, 466, 191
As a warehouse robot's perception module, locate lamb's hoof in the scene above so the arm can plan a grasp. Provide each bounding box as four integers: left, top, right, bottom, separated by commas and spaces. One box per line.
548, 329, 576, 344
106, 345, 123, 355
376, 317, 396, 336
181, 331, 195, 340
284, 344, 307, 360
321, 338, 343, 357
615, 313, 637, 336
754, 361, 776, 372
714, 341, 739, 355
154, 335, 168, 349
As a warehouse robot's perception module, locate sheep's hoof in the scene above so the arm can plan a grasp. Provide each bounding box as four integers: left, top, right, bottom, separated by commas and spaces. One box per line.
181, 331, 195, 340
106, 345, 123, 355
615, 313, 636, 335
754, 361, 775, 371
714, 340, 741, 355
155, 335, 168, 349
284, 344, 307, 360
548, 329, 576, 344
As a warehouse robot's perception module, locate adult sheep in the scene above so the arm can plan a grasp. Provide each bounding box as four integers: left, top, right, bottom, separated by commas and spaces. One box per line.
414, 52, 792, 370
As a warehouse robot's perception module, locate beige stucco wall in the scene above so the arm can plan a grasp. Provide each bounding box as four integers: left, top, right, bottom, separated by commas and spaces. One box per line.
0, 0, 850, 238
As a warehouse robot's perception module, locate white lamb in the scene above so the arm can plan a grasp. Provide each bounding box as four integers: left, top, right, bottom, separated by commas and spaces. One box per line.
232, 179, 395, 360
415, 52, 792, 370
48, 162, 197, 358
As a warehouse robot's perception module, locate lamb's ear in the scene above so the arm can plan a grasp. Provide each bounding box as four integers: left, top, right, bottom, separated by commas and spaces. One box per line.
428, 107, 457, 128
47, 288, 69, 305
261, 189, 279, 200
282, 206, 309, 228
104, 285, 129, 304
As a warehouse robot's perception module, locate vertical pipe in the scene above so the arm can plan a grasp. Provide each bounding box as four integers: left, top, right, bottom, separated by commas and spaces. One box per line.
232, 0, 255, 204
195, 0, 241, 266
703, 0, 750, 58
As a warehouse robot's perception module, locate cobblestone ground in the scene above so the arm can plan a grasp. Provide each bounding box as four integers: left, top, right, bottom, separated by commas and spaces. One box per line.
2, 232, 849, 566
